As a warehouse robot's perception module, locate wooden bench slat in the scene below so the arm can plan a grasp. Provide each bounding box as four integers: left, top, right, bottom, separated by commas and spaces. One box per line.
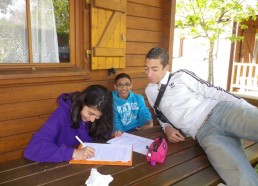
172, 166, 220, 186
245, 143, 258, 165
0, 159, 35, 173
0, 131, 197, 185
0, 161, 68, 183
131, 155, 210, 186
0, 126, 257, 186
37, 140, 197, 185
173, 143, 258, 186
110, 145, 204, 186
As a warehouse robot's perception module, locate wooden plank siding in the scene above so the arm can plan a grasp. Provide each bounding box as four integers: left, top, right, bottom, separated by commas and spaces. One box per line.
0, 0, 175, 163
234, 19, 258, 63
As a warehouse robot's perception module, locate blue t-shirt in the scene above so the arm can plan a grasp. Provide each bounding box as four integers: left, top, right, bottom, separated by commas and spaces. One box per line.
112, 91, 152, 132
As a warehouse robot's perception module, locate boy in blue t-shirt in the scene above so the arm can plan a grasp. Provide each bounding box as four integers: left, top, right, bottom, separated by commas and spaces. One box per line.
112, 73, 153, 137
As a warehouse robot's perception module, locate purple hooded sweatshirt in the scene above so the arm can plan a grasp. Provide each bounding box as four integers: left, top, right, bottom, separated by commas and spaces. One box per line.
24, 93, 93, 162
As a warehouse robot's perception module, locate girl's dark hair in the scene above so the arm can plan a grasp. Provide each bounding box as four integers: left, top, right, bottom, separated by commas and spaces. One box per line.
70, 85, 113, 140
114, 73, 131, 84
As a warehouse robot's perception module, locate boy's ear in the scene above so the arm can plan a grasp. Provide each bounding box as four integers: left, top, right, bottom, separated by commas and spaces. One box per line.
114, 84, 117, 90
130, 83, 133, 89
164, 64, 170, 71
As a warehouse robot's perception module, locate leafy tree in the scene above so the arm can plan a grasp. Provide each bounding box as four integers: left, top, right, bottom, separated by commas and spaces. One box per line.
53, 0, 69, 34
175, 0, 258, 84
53, 0, 69, 47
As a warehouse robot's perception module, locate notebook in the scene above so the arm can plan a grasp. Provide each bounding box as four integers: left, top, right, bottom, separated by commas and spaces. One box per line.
69, 143, 133, 166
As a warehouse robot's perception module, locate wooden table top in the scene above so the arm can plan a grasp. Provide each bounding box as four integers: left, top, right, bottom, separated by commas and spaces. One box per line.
1, 126, 257, 186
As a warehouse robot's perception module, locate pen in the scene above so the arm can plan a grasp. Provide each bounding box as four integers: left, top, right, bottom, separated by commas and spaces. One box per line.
75, 135, 86, 147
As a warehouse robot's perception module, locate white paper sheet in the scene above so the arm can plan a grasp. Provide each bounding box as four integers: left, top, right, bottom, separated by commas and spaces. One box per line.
83, 143, 132, 162
107, 133, 153, 155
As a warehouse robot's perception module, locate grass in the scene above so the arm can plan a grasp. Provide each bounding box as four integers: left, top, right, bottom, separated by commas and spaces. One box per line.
255, 164, 258, 173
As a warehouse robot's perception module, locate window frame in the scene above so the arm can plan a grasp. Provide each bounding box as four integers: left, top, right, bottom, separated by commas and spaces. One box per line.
0, 0, 89, 85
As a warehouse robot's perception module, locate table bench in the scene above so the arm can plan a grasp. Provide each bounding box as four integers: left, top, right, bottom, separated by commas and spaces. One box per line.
0, 127, 257, 186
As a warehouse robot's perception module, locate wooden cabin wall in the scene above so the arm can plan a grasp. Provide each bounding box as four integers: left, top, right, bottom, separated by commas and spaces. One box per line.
234, 19, 258, 63
0, 0, 175, 163
230, 18, 258, 106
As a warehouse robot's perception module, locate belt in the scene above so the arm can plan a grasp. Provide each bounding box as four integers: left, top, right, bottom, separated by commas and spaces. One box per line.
202, 109, 213, 126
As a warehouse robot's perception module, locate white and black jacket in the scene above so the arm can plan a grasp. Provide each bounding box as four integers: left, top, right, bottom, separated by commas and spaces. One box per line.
145, 69, 254, 139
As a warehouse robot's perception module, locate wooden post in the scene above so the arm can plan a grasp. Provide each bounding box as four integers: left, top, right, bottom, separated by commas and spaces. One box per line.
252, 29, 258, 64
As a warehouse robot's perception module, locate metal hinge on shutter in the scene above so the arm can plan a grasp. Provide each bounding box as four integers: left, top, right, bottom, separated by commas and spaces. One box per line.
85, 0, 91, 9
86, 50, 92, 59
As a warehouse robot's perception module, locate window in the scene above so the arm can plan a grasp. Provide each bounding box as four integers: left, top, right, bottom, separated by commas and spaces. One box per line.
0, 0, 88, 82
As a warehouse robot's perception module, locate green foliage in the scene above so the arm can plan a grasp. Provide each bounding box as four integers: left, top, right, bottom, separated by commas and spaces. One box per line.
53, 0, 69, 34
175, 0, 258, 83
176, 0, 258, 42
255, 164, 258, 173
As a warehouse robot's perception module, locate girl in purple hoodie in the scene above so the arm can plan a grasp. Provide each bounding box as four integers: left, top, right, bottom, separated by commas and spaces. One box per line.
24, 85, 113, 162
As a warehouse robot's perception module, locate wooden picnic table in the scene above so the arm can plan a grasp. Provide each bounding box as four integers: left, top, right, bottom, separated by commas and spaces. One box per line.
0, 126, 257, 186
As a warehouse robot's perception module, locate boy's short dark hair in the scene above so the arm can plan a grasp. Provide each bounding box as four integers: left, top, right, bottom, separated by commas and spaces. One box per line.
114, 73, 131, 84
146, 47, 169, 68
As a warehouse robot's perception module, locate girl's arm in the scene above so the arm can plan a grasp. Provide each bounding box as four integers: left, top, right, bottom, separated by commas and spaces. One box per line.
24, 108, 75, 162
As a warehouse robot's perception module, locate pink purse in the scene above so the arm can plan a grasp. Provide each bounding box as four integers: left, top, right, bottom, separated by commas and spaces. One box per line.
146, 137, 168, 166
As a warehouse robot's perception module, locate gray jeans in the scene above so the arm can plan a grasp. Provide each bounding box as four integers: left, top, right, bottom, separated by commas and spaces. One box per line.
196, 101, 258, 186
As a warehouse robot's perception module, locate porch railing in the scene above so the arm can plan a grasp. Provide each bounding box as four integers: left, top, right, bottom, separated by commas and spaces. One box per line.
230, 62, 258, 96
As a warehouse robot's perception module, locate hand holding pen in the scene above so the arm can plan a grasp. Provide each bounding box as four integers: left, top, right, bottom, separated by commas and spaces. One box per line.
72, 136, 95, 160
